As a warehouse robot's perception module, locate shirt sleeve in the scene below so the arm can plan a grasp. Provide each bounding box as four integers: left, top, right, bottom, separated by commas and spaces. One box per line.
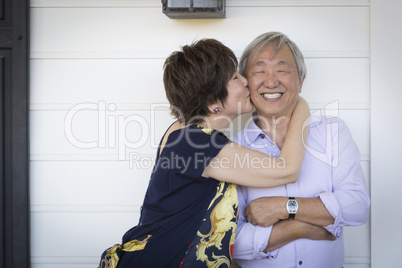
317, 119, 370, 237
233, 185, 278, 260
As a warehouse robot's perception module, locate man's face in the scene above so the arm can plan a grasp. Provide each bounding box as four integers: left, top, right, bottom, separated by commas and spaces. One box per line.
245, 43, 304, 119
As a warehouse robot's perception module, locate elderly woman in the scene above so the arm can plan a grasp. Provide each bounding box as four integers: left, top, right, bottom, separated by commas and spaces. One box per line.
98, 39, 309, 268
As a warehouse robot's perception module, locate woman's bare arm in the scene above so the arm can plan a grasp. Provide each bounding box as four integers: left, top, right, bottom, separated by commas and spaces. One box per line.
202, 97, 310, 188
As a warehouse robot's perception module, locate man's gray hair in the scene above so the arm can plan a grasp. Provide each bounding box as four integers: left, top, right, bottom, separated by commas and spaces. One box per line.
239, 32, 307, 81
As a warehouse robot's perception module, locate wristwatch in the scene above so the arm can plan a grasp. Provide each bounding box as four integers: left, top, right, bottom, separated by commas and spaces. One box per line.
286, 197, 298, 219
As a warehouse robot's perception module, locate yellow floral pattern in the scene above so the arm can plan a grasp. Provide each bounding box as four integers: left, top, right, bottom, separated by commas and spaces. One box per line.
202, 128, 214, 135
195, 182, 238, 267
98, 235, 151, 268
197, 124, 214, 135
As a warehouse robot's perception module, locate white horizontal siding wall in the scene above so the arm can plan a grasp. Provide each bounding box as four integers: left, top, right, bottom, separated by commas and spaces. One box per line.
370, 0, 402, 267
30, 0, 371, 267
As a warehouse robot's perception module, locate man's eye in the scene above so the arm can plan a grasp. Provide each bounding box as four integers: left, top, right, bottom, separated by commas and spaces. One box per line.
278, 69, 290, 73
253, 71, 264, 74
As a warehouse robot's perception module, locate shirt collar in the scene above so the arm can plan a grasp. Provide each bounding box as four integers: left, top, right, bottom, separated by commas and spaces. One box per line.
242, 112, 321, 146
242, 112, 270, 146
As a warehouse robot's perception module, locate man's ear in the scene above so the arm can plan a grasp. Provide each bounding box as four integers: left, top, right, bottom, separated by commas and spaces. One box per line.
299, 75, 306, 93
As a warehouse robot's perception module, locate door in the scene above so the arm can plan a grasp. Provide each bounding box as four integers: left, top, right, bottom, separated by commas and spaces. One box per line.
0, 0, 30, 267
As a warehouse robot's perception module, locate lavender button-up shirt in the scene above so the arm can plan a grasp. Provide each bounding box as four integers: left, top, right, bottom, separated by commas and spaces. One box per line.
232, 114, 370, 268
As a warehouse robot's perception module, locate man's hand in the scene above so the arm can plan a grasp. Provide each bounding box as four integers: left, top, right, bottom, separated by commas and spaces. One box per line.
245, 197, 288, 227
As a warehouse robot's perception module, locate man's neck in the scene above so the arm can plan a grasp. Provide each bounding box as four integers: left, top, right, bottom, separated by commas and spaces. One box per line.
255, 113, 291, 149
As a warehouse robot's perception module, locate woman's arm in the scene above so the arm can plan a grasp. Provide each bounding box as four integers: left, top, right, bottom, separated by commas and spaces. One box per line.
202, 97, 310, 188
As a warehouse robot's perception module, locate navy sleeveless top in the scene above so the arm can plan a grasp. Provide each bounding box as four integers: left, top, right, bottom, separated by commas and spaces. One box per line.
99, 124, 238, 268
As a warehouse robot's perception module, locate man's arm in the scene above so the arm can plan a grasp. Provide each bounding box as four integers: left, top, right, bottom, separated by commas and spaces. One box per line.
245, 196, 334, 227
245, 196, 336, 251
265, 219, 335, 252
233, 187, 336, 259
317, 119, 370, 236
245, 195, 336, 252
245, 119, 370, 243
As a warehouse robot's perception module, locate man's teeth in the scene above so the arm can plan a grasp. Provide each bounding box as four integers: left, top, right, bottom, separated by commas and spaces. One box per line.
261, 93, 282, 99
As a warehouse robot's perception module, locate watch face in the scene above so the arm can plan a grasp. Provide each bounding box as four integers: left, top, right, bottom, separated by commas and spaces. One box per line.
287, 200, 298, 213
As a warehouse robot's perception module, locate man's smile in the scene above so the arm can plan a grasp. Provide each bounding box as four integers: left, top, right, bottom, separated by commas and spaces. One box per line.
261, 93, 283, 99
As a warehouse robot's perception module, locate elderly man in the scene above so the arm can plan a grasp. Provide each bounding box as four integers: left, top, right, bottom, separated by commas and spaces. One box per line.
232, 32, 370, 268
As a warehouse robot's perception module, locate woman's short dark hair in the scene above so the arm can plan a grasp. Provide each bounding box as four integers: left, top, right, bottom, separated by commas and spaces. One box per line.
163, 39, 238, 124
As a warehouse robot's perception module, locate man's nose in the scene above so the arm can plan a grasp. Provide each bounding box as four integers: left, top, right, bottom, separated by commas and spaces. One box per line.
263, 72, 280, 89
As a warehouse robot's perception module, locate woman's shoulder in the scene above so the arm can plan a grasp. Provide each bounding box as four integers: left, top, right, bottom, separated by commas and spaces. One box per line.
158, 121, 185, 156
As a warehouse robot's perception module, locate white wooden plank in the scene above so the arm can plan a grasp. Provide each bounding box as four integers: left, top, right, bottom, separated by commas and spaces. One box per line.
30, 59, 166, 105
30, 7, 369, 55
30, 212, 139, 257
228, 0, 369, 7
30, 110, 175, 159
30, 161, 152, 206
30, 0, 369, 8
302, 58, 370, 105
344, 222, 371, 259
30, 51, 370, 60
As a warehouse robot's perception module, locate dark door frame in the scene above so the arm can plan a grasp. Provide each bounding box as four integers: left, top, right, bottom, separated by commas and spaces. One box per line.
1, 0, 30, 267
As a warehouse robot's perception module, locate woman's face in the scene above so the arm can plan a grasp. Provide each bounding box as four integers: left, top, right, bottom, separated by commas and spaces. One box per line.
221, 71, 253, 118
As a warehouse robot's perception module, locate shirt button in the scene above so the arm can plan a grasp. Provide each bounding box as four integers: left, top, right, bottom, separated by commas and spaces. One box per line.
260, 134, 265, 139
299, 260, 303, 265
